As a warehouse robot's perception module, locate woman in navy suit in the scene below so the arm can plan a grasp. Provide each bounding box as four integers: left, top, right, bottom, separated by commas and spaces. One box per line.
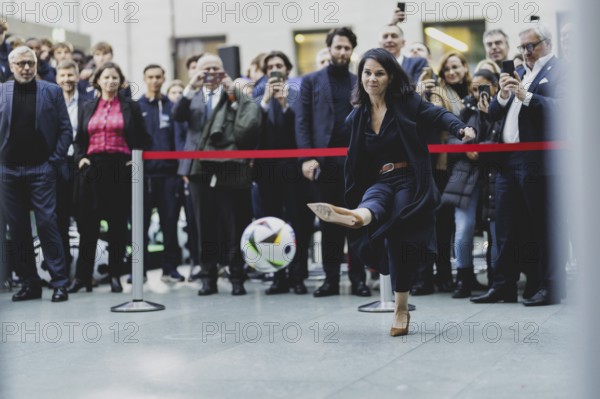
308, 49, 475, 336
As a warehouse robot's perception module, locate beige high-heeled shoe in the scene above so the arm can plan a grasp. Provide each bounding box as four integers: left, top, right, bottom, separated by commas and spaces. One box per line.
390, 312, 410, 337
307, 203, 364, 229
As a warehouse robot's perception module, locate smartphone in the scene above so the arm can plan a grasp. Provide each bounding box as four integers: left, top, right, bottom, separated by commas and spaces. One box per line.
313, 167, 321, 181
397, 2, 406, 12
479, 84, 490, 101
530, 15, 540, 22
501, 60, 515, 77
203, 72, 225, 84
269, 70, 283, 81
421, 66, 433, 80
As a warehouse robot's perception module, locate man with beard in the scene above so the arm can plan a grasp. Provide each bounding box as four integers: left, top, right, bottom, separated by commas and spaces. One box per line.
296, 27, 370, 298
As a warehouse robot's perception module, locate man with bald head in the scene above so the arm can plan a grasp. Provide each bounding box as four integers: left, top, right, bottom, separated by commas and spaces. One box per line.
379, 24, 428, 84
173, 54, 261, 297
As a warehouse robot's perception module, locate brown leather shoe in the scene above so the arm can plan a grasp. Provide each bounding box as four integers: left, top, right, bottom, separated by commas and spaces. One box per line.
307, 203, 364, 229
390, 312, 411, 337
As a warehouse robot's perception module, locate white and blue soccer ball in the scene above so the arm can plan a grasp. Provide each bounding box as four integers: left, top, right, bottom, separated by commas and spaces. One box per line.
240, 217, 296, 273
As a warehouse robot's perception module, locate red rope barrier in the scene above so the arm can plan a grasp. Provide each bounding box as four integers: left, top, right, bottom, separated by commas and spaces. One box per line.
142, 141, 566, 160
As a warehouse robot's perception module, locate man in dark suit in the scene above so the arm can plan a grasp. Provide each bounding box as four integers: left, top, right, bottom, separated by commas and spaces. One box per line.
379, 24, 428, 85
471, 25, 566, 306
0, 46, 72, 302
55, 60, 85, 275
252, 50, 312, 295
296, 27, 370, 298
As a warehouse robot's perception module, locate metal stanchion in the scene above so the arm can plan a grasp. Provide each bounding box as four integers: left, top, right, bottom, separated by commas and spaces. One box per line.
358, 274, 416, 312
112, 150, 165, 313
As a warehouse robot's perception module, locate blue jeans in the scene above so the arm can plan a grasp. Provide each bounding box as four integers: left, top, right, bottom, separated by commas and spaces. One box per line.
454, 185, 480, 270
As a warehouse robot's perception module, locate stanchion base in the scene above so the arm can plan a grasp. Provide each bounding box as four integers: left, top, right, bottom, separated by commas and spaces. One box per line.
358, 302, 416, 313
111, 300, 166, 313
358, 300, 395, 312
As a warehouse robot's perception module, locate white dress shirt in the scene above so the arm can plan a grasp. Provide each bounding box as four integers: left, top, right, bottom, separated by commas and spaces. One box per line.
498, 53, 554, 143
65, 91, 79, 156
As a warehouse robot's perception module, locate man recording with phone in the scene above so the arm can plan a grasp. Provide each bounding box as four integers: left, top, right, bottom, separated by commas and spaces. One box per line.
471, 25, 567, 306
173, 54, 262, 296
252, 51, 311, 295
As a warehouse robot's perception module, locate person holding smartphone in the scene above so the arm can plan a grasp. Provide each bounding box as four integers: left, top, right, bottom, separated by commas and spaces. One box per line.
252, 51, 312, 295
471, 25, 567, 306
442, 69, 502, 299
173, 54, 262, 296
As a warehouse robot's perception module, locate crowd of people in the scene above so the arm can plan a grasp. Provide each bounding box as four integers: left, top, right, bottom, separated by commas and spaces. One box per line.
0, 5, 570, 335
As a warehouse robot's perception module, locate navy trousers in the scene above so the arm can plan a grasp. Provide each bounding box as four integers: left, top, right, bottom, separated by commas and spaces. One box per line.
0, 162, 68, 288
493, 154, 566, 294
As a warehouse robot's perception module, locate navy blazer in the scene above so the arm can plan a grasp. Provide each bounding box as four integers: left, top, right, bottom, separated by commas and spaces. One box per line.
295, 67, 357, 162
0, 79, 72, 165
488, 56, 565, 174
401, 56, 429, 85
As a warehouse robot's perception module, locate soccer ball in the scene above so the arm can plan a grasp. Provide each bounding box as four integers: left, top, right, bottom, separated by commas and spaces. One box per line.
240, 217, 296, 273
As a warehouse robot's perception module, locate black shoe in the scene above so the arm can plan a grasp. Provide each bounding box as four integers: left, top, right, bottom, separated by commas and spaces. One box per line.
410, 283, 434, 296
293, 282, 308, 295
12, 285, 42, 302
198, 279, 218, 296
522, 288, 560, 307
523, 281, 539, 300
351, 281, 372, 297
452, 269, 471, 299
111, 277, 123, 293
231, 281, 247, 296
470, 287, 517, 303
67, 279, 92, 293
265, 282, 290, 295
452, 280, 471, 298
51, 287, 69, 302
313, 281, 339, 297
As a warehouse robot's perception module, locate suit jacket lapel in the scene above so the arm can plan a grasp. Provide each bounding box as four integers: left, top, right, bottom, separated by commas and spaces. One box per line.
6, 80, 14, 127
319, 70, 334, 113
528, 56, 556, 93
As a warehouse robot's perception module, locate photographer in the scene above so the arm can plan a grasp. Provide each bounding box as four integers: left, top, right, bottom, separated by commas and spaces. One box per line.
173, 54, 262, 296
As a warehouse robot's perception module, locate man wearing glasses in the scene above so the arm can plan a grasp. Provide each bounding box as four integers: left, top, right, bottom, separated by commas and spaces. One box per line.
0, 46, 72, 302
472, 25, 566, 306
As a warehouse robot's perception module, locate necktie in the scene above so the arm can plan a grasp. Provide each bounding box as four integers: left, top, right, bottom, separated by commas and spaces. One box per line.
205, 91, 214, 120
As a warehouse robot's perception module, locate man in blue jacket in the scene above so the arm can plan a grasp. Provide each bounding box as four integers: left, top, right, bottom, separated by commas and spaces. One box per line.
137, 64, 185, 283
0, 46, 72, 302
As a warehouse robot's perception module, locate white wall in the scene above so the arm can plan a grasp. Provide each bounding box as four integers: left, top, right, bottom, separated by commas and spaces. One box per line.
3, 0, 569, 97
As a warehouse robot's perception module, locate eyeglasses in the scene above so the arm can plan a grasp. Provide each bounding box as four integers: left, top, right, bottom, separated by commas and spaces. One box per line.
517, 39, 546, 53
12, 60, 36, 68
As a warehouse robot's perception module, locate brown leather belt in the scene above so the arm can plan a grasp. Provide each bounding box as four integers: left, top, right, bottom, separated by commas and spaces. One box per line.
379, 162, 408, 174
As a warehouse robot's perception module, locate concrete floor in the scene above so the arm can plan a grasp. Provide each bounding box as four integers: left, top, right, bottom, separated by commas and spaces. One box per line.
0, 266, 573, 399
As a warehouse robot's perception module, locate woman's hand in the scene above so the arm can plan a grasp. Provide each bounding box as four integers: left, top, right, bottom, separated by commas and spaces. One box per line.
416, 70, 436, 95
478, 93, 490, 113
125, 160, 133, 167
460, 127, 476, 142
466, 152, 479, 161
302, 159, 320, 181
78, 158, 90, 169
